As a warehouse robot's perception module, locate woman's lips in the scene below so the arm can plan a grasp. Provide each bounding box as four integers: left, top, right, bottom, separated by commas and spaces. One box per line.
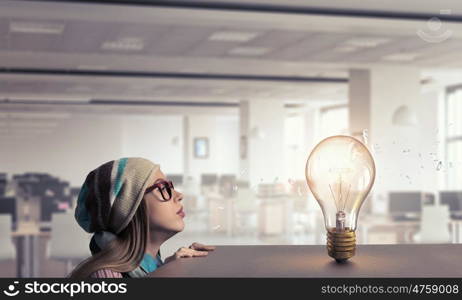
177, 207, 185, 218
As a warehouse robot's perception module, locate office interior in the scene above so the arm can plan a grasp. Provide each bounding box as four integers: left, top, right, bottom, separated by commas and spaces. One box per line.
0, 0, 462, 277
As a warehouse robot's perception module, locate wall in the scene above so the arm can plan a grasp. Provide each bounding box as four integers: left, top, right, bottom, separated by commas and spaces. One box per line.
349, 67, 443, 213
0, 114, 123, 187
188, 115, 239, 182
121, 115, 184, 175
0, 113, 239, 187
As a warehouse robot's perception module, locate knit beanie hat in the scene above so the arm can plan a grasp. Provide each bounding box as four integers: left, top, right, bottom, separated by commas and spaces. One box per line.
75, 157, 160, 235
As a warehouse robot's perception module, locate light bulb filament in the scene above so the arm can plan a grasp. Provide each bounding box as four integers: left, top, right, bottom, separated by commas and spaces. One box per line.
328, 182, 352, 212
343, 184, 351, 211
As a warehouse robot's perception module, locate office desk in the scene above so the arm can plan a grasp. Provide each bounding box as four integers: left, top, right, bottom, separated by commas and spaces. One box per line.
150, 244, 462, 277
450, 220, 462, 243
11, 225, 48, 278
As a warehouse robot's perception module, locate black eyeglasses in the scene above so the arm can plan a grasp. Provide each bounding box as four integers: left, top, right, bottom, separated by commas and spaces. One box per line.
144, 180, 175, 201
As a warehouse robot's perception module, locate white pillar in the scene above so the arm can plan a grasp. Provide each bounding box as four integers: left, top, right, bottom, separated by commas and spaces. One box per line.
239, 99, 285, 187
349, 67, 439, 214
182, 115, 190, 179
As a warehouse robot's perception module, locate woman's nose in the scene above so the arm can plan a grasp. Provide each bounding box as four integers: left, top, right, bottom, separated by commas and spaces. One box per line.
174, 190, 183, 202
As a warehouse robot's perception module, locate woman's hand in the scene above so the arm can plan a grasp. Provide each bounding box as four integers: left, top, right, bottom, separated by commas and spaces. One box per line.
164, 242, 216, 264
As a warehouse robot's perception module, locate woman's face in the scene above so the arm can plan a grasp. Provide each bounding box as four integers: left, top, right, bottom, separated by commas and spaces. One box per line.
143, 169, 185, 234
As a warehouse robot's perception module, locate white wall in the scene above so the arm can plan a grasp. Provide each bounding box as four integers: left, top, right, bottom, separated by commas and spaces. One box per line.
188, 115, 239, 182
369, 68, 440, 193
349, 67, 444, 214
0, 113, 239, 187
0, 114, 123, 186
240, 99, 285, 186
121, 115, 184, 175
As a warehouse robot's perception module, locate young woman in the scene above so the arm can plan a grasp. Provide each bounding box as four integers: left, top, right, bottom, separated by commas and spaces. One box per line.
69, 157, 215, 278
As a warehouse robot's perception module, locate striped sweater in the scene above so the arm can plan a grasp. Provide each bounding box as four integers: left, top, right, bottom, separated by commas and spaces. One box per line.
90, 269, 123, 278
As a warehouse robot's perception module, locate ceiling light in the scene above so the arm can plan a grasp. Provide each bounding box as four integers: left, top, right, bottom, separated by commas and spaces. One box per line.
440, 9, 452, 15
77, 65, 108, 70
333, 46, 357, 53
0, 128, 54, 135
345, 37, 390, 48
228, 47, 270, 56
66, 85, 94, 93
101, 37, 144, 51
7, 121, 58, 128
2, 112, 70, 120
9, 21, 65, 34
208, 31, 259, 42
382, 53, 420, 61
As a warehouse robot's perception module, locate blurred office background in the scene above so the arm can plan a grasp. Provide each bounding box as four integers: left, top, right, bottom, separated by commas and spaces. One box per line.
1, 0, 462, 277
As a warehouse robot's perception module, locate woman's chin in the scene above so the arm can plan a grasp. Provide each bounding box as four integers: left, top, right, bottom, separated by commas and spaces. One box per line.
151, 220, 185, 234
171, 220, 185, 233
177, 220, 185, 232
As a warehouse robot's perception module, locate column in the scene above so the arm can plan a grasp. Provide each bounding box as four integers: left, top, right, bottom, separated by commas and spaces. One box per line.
239, 99, 285, 187
349, 67, 440, 213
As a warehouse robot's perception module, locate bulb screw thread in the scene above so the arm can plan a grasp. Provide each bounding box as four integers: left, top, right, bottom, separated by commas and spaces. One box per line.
326, 228, 356, 263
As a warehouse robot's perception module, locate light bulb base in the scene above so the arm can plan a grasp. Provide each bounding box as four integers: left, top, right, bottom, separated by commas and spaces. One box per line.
326, 228, 356, 263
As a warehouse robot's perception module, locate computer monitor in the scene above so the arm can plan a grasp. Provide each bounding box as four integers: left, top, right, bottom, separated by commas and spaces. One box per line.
0, 172, 6, 194
42, 181, 66, 198
0, 196, 17, 224
440, 191, 462, 212
41, 197, 69, 222
389, 192, 422, 214
219, 175, 237, 197
219, 175, 236, 185
201, 174, 218, 185
0, 183, 6, 197
422, 193, 435, 205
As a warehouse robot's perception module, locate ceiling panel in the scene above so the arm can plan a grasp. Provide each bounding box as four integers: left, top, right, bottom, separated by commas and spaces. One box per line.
147, 25, 217, 56
267, 32, 352, 61
0, 0, 461, 107
58, 20, 120, 53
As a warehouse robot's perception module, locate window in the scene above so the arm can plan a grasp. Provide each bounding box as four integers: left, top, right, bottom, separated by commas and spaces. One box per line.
445, 87, 462, 189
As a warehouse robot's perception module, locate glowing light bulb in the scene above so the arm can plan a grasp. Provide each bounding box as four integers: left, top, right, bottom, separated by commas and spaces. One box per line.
305, 135, 375, 262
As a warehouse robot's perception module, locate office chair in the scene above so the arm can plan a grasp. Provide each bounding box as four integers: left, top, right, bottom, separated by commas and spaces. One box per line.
414, 205, 451, 243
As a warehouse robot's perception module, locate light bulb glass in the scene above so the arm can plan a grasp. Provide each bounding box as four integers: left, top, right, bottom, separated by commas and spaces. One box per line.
305, 135, 375, 232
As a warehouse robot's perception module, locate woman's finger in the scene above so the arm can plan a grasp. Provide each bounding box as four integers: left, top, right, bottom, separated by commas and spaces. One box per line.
191, 250, 209, 257
175, 247, 190, 257
190, 242, 216, 251
176, 251, 191, 258
174, 247, 209, 259
183, 248, 208, 257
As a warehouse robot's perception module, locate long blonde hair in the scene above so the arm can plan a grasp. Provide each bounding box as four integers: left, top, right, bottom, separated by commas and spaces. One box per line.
69, 199, 149, 279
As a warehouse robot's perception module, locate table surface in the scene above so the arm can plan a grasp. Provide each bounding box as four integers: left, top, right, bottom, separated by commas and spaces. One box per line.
149, 244, 462, 277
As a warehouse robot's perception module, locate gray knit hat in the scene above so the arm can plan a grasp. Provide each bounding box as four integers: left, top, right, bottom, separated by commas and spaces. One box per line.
75, 157, 159, 234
